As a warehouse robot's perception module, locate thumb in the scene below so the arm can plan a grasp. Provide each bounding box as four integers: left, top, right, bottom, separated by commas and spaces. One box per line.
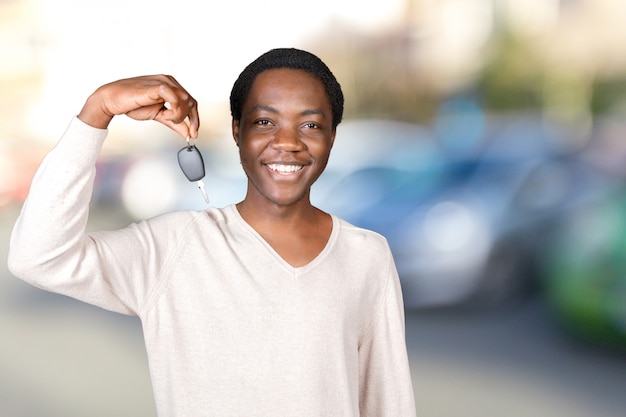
152, 107, 192, 139
159, 117, 191, 139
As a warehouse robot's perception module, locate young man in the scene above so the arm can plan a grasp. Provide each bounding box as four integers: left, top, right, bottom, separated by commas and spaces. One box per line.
9, 48, 416, 416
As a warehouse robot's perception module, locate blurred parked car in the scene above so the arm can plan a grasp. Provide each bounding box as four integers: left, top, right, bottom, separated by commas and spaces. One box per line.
316, 116, 587, 309
539, 117, 626, 350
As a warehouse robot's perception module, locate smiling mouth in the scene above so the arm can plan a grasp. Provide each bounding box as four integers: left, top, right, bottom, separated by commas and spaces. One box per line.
266, 163, 304, 174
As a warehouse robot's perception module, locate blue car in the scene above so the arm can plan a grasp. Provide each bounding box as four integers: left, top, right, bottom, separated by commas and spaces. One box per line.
315, 116, 585, 309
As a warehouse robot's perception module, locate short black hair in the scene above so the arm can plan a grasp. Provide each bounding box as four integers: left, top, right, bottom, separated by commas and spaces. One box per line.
230, 48, 344, 129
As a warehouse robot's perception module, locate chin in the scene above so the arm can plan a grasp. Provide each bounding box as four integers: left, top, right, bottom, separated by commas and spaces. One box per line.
266, 190, 310, 207
248, 179, 311, 207
271, 195, 308, 207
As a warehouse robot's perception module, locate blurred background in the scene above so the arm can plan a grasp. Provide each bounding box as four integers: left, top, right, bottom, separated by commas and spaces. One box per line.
2, 0, 626, 415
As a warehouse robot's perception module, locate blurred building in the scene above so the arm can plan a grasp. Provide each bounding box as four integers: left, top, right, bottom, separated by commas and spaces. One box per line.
2, 0, 626, 205
310, 0, 626, 128
2, 0, 626, 131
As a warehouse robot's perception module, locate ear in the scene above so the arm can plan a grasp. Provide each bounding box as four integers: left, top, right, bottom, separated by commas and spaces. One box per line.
232, 119, 240, 147
330, 127, 337, 148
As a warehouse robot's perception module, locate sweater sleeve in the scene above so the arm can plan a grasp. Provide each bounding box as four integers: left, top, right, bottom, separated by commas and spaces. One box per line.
358, 255, 417, 417
7, 117, 173, 315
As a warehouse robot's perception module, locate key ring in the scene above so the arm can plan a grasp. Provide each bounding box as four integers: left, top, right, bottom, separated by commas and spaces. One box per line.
186, 136, 196, 147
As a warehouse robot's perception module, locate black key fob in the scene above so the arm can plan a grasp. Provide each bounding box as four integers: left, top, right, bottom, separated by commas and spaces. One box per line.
177, 145, 205, 182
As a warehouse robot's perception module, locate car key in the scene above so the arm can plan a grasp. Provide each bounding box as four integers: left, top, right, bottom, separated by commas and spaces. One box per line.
177, 139, 209, 204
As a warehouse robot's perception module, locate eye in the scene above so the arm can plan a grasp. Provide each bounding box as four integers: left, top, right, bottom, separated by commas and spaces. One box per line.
303, 122, 319, 129
255, 119, 272, 126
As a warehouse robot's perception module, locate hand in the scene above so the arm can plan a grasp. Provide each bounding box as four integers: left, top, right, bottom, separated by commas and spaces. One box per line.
78, 75, 200, 139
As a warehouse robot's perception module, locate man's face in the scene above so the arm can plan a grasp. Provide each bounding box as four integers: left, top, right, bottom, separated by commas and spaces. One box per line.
232, 68, 336, 208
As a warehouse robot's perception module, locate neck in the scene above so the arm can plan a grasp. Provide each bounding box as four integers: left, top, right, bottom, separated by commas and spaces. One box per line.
236, 196, 318, 230
235, 195, 333, 268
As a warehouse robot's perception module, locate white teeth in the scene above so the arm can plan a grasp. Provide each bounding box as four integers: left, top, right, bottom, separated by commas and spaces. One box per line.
267, 164, 303, 173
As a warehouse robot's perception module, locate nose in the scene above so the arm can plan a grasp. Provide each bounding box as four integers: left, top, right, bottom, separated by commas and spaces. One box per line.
271, 125, 305, 152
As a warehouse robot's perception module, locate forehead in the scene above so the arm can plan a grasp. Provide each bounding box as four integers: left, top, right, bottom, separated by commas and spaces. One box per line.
245, 68, 330, 109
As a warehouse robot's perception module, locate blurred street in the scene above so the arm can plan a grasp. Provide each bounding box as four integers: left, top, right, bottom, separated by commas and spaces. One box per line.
3, 207, 626, 417
407, 300, 626, 417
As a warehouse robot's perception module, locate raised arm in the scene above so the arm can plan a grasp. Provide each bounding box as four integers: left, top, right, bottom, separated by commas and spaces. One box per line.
7, 75, 199, 315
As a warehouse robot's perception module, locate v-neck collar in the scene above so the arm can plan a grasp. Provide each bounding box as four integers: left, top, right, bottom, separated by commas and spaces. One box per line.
225, 204, 339, 274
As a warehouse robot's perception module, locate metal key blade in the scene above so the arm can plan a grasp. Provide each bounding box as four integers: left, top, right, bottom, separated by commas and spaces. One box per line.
197, 179, 209, 203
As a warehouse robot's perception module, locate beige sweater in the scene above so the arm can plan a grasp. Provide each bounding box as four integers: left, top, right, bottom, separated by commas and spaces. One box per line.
8, 117, 416, 417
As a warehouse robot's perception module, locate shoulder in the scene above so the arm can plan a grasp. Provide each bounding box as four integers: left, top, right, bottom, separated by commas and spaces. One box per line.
135, 206, 231, 238
332, 215, 394, 267
142, 209, 202, 228
334, 216, 390, 249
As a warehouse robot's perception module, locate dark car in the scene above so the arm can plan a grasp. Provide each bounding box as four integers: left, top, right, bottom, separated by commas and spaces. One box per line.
315, 116, 584, 309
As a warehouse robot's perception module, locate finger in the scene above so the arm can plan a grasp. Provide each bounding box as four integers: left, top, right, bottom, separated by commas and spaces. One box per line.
160, 94, 199, 139
129, 95, 196, 139
107, 74, 199, 138
165, 120, 192, 139
187, 105, 200, 139
153, 109, 191, 138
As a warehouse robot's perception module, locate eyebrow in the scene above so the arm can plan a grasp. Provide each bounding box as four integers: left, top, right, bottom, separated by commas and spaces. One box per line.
250, 104, 278, 114
251, 104, 328, 119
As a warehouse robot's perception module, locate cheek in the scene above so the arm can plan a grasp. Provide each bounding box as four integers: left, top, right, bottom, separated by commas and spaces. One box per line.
238, 140, 267, 175
238, 148, 253, 168
237, 137, 262, 160
311, 141, 332, 162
